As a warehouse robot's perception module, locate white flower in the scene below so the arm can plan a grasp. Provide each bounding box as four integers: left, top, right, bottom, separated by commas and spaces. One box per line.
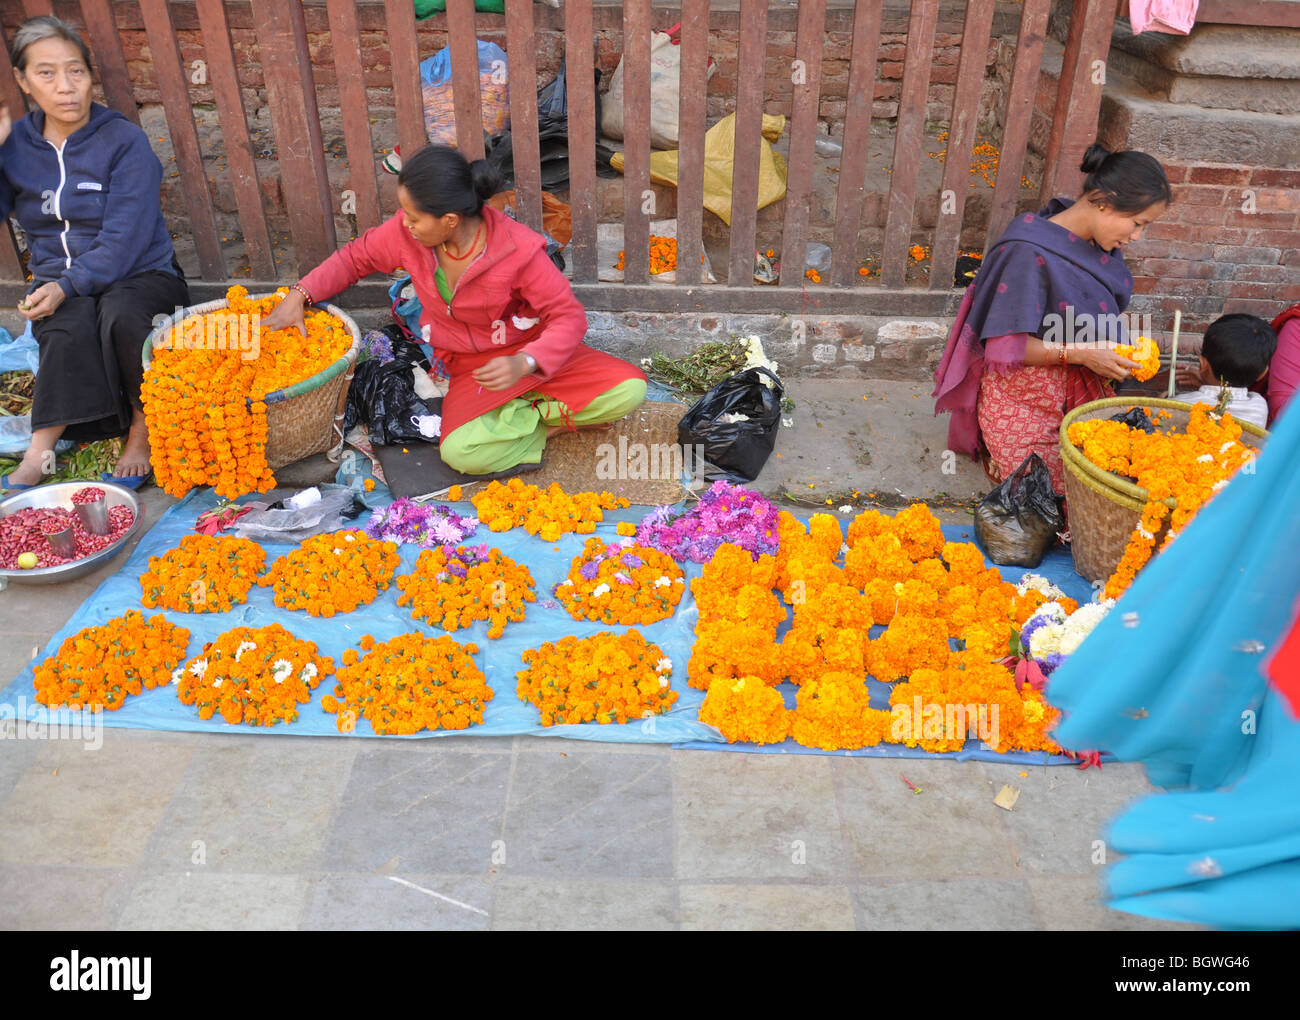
211, 675, 224, 688
301, 663, 318, 682
271, 659, 293, 684
560, 578, 574, 587
1137, 525, 1154, 540
188, 657, 208, 678
1028, 622, 1065, 659
658, 676, 669, 689
1219, 442, 1234, 454
170, 666, 184, 685
838, 505, 853, 514
234, 640, 257, 662
640, 357, 652, 368
655, 657, 673, 673
1059, 601, 1113, 655
1197, 453, 1213, 463
1212, 480, 1227, 492
1016, 573, 1066, 600
654, 576, 672, 588
344, 533, 356, 542
592, 583, 611, 597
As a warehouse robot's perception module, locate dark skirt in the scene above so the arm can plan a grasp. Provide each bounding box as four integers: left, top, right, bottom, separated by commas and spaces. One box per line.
31, 269, 191, 443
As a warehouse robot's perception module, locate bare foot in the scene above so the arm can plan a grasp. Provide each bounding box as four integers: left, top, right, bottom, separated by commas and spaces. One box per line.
114, 417, 152, 477
3, 456, 45, 487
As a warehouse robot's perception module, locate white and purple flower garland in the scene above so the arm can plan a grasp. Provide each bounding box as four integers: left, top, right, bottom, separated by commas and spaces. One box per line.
635, 481, 779, 563
364, 497, 480, 549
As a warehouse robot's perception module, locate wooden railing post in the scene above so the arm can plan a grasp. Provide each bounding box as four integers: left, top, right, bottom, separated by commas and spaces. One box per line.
564, 0, 598, 283
727, 0, 768, 287
620, 0, 652, 285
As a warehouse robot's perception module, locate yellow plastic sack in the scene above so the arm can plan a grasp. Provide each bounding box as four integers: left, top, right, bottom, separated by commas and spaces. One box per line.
610, 113, 788, 226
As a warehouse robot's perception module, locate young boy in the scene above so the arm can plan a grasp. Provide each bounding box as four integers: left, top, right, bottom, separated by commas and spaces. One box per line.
1175, 313, 1276, 429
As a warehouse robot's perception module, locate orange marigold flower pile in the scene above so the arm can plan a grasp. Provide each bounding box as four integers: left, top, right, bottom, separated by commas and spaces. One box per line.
472, 478, 630, 542
780, 581, 875, 683
554, 539, 685, 625
175, 623, 334, 726
615, 235, 680, 275
322, 632, 492, 735
791, 672, 893, 751
688, 543, 785, 688
698, 675, 792, 745
139, 534, 267, 613
517, 630, 676, 726
33, 611, 191, 712
142, 285, 352, 499
395, 544, 536, 639
1068, 403, 1254, 598
258, 530, 401, 616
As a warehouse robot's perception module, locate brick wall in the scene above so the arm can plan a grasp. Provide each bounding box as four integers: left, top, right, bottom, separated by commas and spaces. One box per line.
1124, 165, 1300, 334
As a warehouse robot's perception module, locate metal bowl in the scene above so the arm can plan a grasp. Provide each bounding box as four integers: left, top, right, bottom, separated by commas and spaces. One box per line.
0, 482, 146, 585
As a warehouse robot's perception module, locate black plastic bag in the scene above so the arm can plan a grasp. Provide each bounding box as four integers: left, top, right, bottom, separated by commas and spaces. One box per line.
1109, 406, 1157, 433
343, 356, 436, 448
677, 367, 783, 483
974, 453, 1064, 568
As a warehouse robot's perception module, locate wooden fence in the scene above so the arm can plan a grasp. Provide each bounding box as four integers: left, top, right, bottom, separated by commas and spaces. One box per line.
0, 0, 1131, 315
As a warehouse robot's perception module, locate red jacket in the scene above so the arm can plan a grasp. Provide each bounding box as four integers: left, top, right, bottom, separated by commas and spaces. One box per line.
300, 205, 642, 435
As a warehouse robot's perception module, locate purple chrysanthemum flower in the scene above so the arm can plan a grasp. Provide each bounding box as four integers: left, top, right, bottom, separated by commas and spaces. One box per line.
580, 560, 601, 581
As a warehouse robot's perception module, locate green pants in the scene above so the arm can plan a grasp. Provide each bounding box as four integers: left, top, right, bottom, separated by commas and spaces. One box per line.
440, 378, 647, 475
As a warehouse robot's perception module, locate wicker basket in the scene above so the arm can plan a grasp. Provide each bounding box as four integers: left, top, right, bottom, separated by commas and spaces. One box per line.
143, 296, 361, 470
1059, 396, 1268, 583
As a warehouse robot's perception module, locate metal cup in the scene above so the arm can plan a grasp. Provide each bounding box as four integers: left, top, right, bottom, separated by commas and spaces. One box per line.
75, 495, 110, 536
44, 525, 78, 559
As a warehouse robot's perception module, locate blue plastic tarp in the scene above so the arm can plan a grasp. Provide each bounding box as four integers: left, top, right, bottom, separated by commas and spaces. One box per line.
0, 490, 1094, 763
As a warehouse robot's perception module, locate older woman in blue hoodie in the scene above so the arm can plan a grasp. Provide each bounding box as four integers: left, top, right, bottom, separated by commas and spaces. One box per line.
0, 16, 189, 488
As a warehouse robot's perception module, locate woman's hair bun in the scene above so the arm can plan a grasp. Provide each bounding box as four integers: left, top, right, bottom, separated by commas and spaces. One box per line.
1079, 143, 1110, 175
469, 159, 503, 202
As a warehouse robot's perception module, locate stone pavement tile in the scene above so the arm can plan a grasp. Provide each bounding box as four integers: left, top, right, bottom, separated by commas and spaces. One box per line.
679, 882, 855, 930
1026, 875, 1206, 931
303, 873, 493, 930
0, 632, 43, 689
976, 761, 1153, 876
833, 757, 1021, 879
513, 735, 672, 754
491, 877, 676, 930
116, 872, 310, 930
0, 864, 125, 930
854, 877, 1041, 930
502, 751, 672, 878
320, 747, 510, 874
142, 741, 357, 873
0, 738, 42, 804
675, 751, 848, 881
0, 739, 191, 868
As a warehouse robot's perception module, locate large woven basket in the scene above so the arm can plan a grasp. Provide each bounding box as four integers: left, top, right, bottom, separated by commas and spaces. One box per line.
143, 296, 362, 469
1059, 396, 1268, 583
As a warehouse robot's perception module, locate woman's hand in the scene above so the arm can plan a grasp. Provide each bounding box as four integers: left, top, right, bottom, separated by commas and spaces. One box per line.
0, 101, 11, 149
1072, 346, 1142, 382
472, 354, 530, 391
260, 289, 307, 338
18, 281, 66, 321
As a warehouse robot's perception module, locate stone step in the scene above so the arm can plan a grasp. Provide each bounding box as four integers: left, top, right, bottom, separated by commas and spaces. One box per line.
1096, 62, 1300, 169
1108, 22, 1300, 114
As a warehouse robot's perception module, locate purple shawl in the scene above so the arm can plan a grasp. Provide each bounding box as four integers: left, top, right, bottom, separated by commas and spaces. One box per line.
932, 198, 1135, 458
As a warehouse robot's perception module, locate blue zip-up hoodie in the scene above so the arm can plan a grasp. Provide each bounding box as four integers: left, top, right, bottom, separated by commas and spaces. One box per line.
0, 102, 177, 298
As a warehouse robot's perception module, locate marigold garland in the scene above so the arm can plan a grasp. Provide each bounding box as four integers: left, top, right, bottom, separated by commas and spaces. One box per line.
698, 675, 792, 745
554, 539, 685, 625
517, 630, 677, 725
471, 478, 629, 541
396, 544, 536, 638
1068, 403, 1254, 597
688, 543, 786, 688
321, 633, 492, 735
258, 530, 401, 616
33, 611, 191, 712
139, 534, 267, 613
175, 623, 334, 726
141, 285, 352, 499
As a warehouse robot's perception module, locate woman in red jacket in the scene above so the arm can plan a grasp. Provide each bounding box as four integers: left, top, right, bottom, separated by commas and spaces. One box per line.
263, 145, 646, 474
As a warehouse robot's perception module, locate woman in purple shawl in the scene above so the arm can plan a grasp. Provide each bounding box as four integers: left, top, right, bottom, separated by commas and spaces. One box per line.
933, 145, 1171, 495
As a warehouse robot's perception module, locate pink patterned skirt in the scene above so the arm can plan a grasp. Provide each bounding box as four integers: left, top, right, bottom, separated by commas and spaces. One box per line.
977, 364, 1108, 495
